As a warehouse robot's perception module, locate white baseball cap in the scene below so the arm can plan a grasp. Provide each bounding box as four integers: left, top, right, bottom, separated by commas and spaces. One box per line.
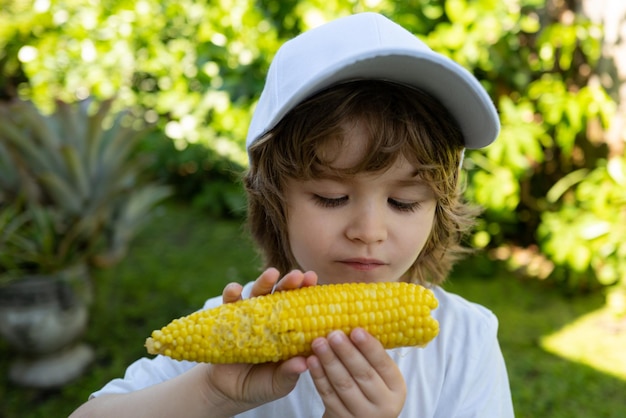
246, 12, 500, 151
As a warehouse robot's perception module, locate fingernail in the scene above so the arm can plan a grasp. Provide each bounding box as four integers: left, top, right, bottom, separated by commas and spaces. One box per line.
312, 337, 329, 354
351, 327, 366, 343
328, 330, 345, 345
306, 355, 321, 371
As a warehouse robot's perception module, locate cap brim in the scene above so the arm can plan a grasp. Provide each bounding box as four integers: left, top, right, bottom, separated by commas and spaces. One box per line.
268, 50, 499, 150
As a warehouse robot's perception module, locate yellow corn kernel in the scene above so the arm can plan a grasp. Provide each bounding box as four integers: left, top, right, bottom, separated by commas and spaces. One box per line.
145, 282, 439, 364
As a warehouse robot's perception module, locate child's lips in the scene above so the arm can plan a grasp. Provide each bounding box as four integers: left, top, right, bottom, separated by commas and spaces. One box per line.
339, 258, 386, 271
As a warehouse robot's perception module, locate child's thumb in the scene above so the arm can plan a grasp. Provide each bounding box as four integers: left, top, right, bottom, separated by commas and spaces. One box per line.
273, 357, 307, 396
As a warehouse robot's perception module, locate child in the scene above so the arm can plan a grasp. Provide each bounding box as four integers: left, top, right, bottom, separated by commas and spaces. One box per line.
71, 12, 514, 417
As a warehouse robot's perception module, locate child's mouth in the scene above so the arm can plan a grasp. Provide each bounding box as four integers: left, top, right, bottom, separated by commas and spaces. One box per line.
340, 258, 386, 271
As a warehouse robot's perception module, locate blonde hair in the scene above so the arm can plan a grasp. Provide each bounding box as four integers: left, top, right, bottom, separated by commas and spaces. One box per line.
244, 80, 478, 285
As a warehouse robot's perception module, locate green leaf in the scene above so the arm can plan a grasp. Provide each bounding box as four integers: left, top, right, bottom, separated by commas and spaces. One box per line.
118, 185, 171, 225
14, 101, 63, 149
38, 172, 83, 214
60, 145, 90, 200
445, 0, 467, 24
546, 169, 589, 203
0, 117, 44, 165
86, 98, 115, 178
54, 99, 86, 155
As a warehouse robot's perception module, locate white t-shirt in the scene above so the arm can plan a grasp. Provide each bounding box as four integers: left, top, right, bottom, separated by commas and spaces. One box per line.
92, 284, 515, 417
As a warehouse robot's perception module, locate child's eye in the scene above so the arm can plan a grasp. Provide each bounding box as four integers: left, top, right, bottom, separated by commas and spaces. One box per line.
389, 198, 422, 212
312, 195, 348, 208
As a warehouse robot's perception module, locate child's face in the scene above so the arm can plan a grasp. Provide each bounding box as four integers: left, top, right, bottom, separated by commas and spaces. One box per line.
284, 120, 437, 285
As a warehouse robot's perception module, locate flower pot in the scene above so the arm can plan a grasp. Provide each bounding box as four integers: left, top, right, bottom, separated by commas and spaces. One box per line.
0, 264, 95, 388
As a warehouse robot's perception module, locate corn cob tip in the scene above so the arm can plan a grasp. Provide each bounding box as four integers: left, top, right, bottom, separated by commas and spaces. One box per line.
145, 337, 157, 355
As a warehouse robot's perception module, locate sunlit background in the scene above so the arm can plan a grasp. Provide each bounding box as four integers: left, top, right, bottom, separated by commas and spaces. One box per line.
1, 1, 625, 417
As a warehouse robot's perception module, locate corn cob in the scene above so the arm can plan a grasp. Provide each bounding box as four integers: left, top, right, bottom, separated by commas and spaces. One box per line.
145, 282, 439, 364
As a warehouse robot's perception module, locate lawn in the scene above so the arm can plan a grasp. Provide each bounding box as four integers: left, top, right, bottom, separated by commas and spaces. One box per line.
1, 203, 625, 417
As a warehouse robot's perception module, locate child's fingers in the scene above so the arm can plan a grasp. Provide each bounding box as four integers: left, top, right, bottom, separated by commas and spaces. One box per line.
273, 356, 309, 395
223, 267, 280, 303
245, 268, 318, 300
309, 329, 406, 417
274, 270, 318, 293
222, 282, 243, 303
249, 267, 281, 297
321, 331, 382, 406
301, 270, 318, 287
307, 339, 352, 416
348, 328, 407, 398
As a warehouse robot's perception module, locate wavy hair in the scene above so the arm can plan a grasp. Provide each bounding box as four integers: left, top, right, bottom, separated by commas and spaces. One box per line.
244, 80, 479, 285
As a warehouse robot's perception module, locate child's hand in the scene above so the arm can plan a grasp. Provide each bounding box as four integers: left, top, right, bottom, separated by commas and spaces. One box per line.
202, 268, 318, 415
222, 267, 318, 303
307, 327, 407, 418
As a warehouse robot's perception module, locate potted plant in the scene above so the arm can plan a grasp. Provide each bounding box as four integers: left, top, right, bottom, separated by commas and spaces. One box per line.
0, 98, 171, 388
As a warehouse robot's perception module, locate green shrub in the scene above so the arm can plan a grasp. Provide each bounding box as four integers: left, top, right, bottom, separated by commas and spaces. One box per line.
1, 0, 623, 296
144, 135, 246, 218
538, 157, 626, 291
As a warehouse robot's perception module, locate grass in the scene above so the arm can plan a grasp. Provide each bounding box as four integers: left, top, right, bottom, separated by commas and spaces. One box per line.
445, 267, 626, 418
1, 202, 625, 417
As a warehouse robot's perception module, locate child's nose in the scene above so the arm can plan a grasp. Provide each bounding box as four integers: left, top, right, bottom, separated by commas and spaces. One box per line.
345, 203, 387, 244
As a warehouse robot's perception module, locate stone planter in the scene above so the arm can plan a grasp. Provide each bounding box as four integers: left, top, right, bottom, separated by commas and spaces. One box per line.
0, 264, 95, 388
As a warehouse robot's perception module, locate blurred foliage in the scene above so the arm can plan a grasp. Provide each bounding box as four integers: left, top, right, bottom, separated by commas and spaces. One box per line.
143, 134, 246, 218
538, 157, 626, 289
0, 0, 624, 297
0, 98, 171, 280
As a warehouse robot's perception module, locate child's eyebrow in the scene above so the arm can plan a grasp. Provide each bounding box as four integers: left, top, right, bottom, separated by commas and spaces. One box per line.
391, 170, 437, 192
392, 178, 432, 191
393, 169, 427, 184
312, 170, 429, 187
395, 178, 425, 186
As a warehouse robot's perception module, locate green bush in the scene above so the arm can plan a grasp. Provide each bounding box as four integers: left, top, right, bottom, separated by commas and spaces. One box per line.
538, 157, 626, 290
143, 135, 246, 218
1, 0, 623, 296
